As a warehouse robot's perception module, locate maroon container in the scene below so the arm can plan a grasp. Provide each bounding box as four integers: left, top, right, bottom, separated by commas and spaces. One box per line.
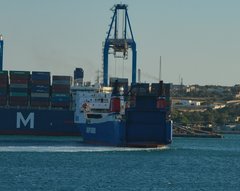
9, 100, 28, 106
31, 101, 50, 107
0, 76, 8, 80
31, 79, 50, 85
0, 96, 7, 106
10, 78, 29, 84
10, 75, 30, 80
52, 76, 71, 81
51, 102, 70, 108
52, 85, 70, 93
9, 96, 28, 101
0, 78, 8, 84
0, 83, 8, 88
0, 74, 8, 79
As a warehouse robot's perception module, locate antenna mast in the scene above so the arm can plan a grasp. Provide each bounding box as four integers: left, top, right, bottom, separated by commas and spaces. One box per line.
0, 34, 3, 71
159, 56, 162, 81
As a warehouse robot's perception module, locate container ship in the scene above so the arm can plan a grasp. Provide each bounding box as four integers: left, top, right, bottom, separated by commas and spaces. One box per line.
0, 4, 173, 147
0, 69, 81, 136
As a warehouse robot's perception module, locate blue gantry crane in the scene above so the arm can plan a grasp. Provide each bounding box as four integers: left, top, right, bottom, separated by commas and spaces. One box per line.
103, 4, 137, 86
0, 35, 3, 71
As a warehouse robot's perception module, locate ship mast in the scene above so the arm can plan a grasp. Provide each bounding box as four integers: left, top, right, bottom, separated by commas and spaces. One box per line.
0, 34, 3, 71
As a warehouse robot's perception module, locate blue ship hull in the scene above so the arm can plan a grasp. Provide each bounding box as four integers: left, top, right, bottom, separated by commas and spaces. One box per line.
79, 109, 172, 147
80, 120, 125, 146
0, 107, 80, 136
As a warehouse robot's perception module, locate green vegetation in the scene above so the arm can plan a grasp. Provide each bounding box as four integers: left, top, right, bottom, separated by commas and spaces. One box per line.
171, 84, 240, 127
172, 105, 240, 126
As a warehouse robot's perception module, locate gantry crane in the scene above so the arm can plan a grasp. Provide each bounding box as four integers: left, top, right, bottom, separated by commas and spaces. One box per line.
103, 4, 137, 86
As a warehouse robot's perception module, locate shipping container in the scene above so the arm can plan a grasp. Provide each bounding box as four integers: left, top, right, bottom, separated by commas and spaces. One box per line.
52, 85, 70, 93
0, 84, 8, 88
31, 72, 50, 85
10, 78, 29, 84
10, 92, 28, 97
30, 72, 50, 108
9, 70, 30, 108
51, 102, 70, 109
10, 71, 30, 76
0, 71, 9, 90
31, 93, 49, 98
0, 71, 9, 106
31, 101, 50, 107
52, 96, 71, 102
0, 96, 7, 106
0, 78, 8, 84
10, 83, 28, 88
151, 83, 160, 95
31, 84, 50, 93
52, 75, 71, 81
0, 88, 7, 93
31, 79, 50, 85
9, 96, 28, 106
10, 87, 28, 93
30, 95, 50, 107
32, 71, 50, 77
0, 70, 8, 75
131, 83, 149, 95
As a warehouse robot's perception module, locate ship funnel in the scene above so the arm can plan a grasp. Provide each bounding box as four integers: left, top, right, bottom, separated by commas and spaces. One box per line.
74, 68, 84, 86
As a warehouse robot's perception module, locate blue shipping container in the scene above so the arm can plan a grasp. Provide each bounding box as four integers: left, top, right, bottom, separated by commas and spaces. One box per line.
10, 87, 28, 93
31, 97, 49, 102
32, 71, 50, 80
51, 96, 71, 102
31, 84, 50, 93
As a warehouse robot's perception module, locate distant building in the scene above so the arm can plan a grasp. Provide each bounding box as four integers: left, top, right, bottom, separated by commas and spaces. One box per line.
211, 104, 226, 110
186, 85, 200, 93
235, 116, 240, 122
176, 100, 201, 107
235, 92, 240, 98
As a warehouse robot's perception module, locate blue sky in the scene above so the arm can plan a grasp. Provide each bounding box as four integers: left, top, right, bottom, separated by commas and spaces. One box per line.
0, 0, 240, 85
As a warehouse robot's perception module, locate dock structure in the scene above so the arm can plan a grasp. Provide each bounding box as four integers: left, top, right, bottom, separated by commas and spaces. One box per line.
173, 124, 223, 138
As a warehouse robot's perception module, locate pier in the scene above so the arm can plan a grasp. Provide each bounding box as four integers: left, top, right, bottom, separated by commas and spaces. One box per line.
173, 124, 223, 138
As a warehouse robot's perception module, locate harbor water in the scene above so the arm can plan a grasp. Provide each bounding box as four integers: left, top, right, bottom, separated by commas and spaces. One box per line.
0, 134, 239, 191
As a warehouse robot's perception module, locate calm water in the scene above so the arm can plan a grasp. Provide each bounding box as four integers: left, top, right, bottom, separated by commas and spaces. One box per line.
0, 135, 239, 191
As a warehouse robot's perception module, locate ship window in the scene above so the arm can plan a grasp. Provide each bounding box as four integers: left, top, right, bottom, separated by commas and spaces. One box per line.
87, 114, 102, 119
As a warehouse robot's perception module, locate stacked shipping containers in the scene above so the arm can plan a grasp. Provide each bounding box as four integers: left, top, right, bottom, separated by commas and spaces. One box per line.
9, 71, 30, 106
151, 83, 161, 96
151, 83, 172, 113
131, 83, 149, 95
31, 72, 50, 108
0, 71, 8, 106
51, 75, 72, 109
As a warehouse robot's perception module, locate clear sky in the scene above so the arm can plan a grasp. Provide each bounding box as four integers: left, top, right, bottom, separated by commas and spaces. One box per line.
0, 0, 240, 86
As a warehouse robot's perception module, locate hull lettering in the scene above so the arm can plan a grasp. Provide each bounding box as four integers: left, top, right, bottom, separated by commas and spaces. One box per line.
86, 127, 96, 134
16, 112, 35, 129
